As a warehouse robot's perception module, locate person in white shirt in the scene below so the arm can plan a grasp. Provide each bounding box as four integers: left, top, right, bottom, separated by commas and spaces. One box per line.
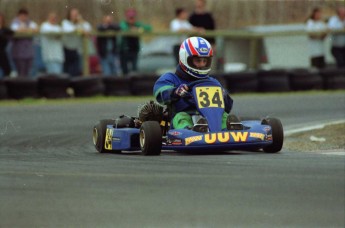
306, 7, 327, 69
327, 6, 345, 68
40, 12, 64, 74
170, 8, 200, 64
61, 8, 92, 76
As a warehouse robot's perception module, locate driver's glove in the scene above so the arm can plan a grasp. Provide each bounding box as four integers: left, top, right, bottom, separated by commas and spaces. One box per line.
174, 84, 189, 97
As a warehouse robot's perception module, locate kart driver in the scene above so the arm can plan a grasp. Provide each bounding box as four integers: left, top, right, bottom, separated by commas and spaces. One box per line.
153, 36, 238, 131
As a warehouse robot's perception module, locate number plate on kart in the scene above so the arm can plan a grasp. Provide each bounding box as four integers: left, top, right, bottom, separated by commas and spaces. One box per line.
195, 86, 224, 109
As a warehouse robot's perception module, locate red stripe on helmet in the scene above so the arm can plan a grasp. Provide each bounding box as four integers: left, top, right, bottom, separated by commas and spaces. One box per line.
187, 38, 198, 56
209, 48, 213, 56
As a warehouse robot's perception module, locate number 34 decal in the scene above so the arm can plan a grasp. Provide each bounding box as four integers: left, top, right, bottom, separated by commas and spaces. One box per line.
195, 86, 224, 109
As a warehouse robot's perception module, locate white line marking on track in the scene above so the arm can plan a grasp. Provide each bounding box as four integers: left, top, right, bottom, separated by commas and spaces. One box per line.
284, 119, 345, 136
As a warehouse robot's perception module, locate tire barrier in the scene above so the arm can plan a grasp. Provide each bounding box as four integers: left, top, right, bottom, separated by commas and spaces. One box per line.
318, 68, 345, 90
129, 74, 159, 96
37, 74, 71, 99
103, 77, 132, 96
4, 77, 39, 99
288, 69, 323, 91
0, 79, 8, 99
70, 76, 104, 97
257, 69, 290, 92
223, 71, 258, 93
0, 69, 343, 100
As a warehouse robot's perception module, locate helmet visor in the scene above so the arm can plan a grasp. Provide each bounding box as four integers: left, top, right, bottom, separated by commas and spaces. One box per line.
187, 56, 212, 70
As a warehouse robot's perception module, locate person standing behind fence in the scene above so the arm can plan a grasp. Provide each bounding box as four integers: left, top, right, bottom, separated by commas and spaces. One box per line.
62, 8, 92, 76
189, 0, 215, 45
119, 8, 152, 75
0, 13, 14, 77
97, 15, 120, 76
170, 8, 200, 65
40, 12, 64, 74
306, 7, 327, 69
327, 6, 345, 68
10, 8, 38, 77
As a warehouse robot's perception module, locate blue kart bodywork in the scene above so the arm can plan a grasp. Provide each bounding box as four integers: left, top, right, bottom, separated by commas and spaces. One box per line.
102, 80, 276, 153
105, 120, 272, 152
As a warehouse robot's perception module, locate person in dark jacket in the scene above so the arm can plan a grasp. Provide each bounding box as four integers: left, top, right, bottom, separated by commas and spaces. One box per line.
119, 8, 151, 75
0, 13, 14, 77
189, 0, 215, 45
97, 15, 120, 76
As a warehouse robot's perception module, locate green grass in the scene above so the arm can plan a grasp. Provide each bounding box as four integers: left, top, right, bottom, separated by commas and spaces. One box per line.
0, 90, 344, 106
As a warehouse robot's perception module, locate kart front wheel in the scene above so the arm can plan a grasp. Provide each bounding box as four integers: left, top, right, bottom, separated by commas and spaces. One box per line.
93, 119, 120, 153
140, 121, 162, 156
263, 117, 284, 153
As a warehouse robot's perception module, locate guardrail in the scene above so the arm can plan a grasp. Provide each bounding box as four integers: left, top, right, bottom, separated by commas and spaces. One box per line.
12, 29, 345, 76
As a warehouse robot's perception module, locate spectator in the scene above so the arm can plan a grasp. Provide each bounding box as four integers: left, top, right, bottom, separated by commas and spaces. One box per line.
189, 0, 215, 45
170, 8, 199, 65
40, 12, 64, 74
306, 7, 327, 69
0, 13, 14, 77
119, 8, 152, 75
328, 6, 345, 68
62, 8, 92, 76
97, 15, 120, 76
10, 8, 38, 77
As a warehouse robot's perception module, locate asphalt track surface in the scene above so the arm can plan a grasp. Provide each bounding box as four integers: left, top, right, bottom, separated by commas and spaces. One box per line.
0, 92, 344, 228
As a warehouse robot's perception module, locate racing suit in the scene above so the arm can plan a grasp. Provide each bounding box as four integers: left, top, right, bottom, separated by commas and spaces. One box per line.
153, 65, 233, 129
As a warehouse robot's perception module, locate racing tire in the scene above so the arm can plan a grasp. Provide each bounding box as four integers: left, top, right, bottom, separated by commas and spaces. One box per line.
139, 121, 162, 156
263, 117, 284, 153
93, 119, 120, 153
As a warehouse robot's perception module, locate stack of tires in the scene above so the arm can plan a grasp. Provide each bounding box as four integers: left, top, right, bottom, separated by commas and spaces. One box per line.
318, 68, 345, 90
37, 74, 70, 98
222, 70, 258, 93
288, 68, 323, 91
257, 69, 290, 92
70, 76, 104, 97
4, 77, 38, 99
129, 73, 159, 96
0, 68, 344, 100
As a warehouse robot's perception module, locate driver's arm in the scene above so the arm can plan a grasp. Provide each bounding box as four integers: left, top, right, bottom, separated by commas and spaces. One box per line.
223, 88, 234, 113
154, 74, 179, 105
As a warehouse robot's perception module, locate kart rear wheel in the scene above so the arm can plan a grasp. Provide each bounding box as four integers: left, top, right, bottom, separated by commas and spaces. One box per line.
93, 119, 120, 153
263, 117, 284, 153
140, 121, 162, 156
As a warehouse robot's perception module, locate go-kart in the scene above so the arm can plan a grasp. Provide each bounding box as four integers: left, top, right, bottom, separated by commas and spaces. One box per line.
93, 79, 284, 155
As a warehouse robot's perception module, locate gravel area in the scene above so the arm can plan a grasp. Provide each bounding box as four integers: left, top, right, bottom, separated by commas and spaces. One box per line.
284, 123, 345, 152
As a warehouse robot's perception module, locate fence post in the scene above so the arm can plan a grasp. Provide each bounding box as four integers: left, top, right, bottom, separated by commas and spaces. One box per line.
249, 36, 259, 69
82, 34, 90, 76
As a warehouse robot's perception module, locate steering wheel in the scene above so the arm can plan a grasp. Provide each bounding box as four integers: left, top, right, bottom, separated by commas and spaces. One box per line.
181, 79, 215, 105
186, 79, 213, 90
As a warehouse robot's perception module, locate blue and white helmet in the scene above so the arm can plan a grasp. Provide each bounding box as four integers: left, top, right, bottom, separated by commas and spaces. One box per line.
179, 37, 213, 79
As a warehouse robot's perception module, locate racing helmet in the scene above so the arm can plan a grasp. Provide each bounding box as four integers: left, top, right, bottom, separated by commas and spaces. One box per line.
179, 37, 213, 79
